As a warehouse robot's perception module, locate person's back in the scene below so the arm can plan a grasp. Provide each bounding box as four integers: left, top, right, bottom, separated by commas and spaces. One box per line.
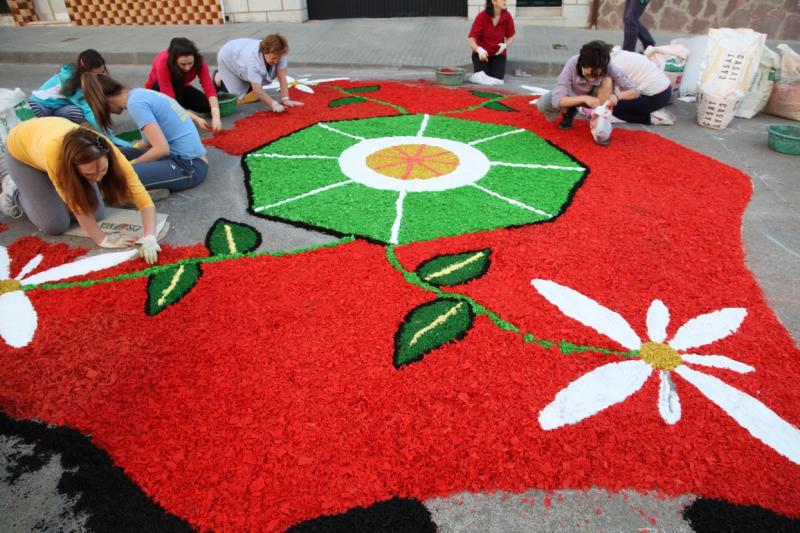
610, 47, 670, 96
126, 88, 206, 160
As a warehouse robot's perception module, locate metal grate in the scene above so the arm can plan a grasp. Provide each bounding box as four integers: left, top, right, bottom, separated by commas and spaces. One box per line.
517, 0, 562, 6
308, 0, 467, 19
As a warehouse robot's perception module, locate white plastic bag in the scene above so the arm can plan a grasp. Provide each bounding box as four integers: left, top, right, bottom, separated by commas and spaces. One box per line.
699, 28, 765, 99
765, 44, 800, 121
468, 71, 504, 86
590, 104, 612, 146
735, 46, 780, 118
673, 35, 708, 98
0, 88, 28, 178
645, 44, 689, 103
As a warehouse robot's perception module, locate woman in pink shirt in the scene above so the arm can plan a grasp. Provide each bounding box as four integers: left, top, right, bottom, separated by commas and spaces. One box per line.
145, 38, 221, 134
467, 0, 516, 80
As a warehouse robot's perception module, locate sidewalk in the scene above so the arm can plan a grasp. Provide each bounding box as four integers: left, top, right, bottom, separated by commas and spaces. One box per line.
1, 18, 797, 75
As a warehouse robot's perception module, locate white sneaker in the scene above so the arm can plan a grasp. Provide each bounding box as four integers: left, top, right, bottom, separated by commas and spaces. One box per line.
0, 175, 22, 219
650, 109, 676, 125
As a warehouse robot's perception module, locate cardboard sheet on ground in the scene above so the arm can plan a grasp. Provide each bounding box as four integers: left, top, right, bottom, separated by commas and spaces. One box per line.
64, 207, 169, 241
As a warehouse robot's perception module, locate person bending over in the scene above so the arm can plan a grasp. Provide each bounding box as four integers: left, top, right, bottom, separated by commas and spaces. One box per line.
609, 46, 673, 125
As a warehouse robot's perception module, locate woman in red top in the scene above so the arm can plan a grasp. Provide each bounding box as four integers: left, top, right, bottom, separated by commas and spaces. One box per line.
145, 37, 221, 133
468, 0, 516, 80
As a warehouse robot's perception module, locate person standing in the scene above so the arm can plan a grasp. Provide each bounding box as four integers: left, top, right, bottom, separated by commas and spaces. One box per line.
145, 37, 222, 134
622, 0, 655, 52
467, 0, 516, 80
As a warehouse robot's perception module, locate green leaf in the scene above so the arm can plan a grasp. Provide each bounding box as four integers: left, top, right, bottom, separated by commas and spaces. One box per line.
415, 249, 492, 286
146, 263, 202, 316
205, 218, 262, 255
394, 298, 474, 368
485, 100, 515, 112
470, 90, 503, 99
329, 96, 368, 108
345, 85, 380, 93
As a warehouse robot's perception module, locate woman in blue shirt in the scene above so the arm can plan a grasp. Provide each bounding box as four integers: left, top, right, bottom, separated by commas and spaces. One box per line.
82, 73, 208, 192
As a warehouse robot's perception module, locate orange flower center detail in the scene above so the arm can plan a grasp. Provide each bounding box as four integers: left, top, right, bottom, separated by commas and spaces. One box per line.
640, 341, 682, 370
366, 144, 460, 180
0, 279, 21, 295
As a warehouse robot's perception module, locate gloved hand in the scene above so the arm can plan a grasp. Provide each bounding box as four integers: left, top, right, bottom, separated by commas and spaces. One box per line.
496, 42, 507, 56
282, 99, 304, 107
137, 234, 161, 265
476, 46, 489, 61
99, 233, 136, 249
270, 101, 286, 113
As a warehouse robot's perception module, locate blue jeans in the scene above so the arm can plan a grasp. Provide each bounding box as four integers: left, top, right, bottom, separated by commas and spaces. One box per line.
122, 148, 208, 192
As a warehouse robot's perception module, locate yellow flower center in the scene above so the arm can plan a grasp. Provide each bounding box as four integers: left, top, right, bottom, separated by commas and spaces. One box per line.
639, 341, 682, 370
366, 144, 460, 180
0, 279, 22, 295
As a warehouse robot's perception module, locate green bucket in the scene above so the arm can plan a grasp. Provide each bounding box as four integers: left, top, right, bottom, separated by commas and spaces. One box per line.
767, 124, 800, 156
435, 67, 466, 86
218, 92, 238, 117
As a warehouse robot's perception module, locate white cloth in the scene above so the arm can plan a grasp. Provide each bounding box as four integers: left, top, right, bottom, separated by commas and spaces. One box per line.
611, 47, 671, 96
216, 38, 289, 97
469, 71, 504, 86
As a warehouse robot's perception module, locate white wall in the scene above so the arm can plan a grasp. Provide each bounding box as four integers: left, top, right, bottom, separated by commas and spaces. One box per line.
222, 0, 307, 22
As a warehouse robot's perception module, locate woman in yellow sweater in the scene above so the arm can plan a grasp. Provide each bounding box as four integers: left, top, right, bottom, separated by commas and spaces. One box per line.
1, 117, 161, 263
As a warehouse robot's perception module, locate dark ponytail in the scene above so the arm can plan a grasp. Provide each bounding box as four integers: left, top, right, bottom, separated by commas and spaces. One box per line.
62, 49, 106, 96
168, 37, 203, 77
80, 73, 125, 132
484, 0, 495, 17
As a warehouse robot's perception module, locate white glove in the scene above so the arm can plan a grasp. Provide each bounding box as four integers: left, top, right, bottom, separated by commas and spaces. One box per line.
99, 233, 135, 249
137, 234, 161, 265
496, 42, 508, 56
476, 47, 489, 61
270, 101, 286, 113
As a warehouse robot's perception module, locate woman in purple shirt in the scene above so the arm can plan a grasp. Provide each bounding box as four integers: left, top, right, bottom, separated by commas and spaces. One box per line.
537, 41, 639, 130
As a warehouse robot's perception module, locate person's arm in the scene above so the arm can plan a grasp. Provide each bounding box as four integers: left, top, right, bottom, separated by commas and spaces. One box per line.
75, 211, 136, 248
134, 122, 170, 163
277, 68, 303, 107
208, 95, 221, 133
250, 81, 285, 111
197, 64, 222, 132
468, 14, 488, 60
550, 58, 597, 109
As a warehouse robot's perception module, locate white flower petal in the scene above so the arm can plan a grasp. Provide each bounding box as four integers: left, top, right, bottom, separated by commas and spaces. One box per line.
539, 360, 652, 430
23, 249, 137, 286
658, 371, 681, 424
532, 279, 642, 350
669, 308, 747, 351
295, 84, 314, 94
15, 254, 43, 281
0, 290, 37, 348
675, 366, 800, 465
681, 354, 754, 373
646, 299, 669, 343
0, 246, 9, 279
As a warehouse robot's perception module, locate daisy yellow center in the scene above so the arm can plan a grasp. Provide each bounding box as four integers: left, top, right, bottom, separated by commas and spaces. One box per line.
640, 341, 682, 370
366, 144, 460, 180
0, 279, 21, 295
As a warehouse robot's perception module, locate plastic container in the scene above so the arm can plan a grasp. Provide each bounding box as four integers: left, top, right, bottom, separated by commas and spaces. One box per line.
697, 92, 741, 130
767, 124, 800, 155
218, 92, 238, 117
435, 67, 465, 86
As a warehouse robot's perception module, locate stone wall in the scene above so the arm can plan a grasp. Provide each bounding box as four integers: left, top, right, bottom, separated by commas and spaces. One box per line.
597, 0, 799, 41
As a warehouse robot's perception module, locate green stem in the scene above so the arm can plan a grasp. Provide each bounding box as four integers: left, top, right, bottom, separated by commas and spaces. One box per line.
386, 245, 638, 358
436, 95, 514, 116
23, 236, 355, 292
330, 86, 409, 115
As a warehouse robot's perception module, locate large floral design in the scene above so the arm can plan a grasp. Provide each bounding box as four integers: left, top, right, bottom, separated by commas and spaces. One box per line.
0, 245, 136, 348
244, 113, 587, 244
532, 279, 800, 464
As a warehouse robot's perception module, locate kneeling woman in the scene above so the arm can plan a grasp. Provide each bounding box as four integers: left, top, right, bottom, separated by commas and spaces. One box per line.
83, 73, 208, 192
4, 117, 160, 263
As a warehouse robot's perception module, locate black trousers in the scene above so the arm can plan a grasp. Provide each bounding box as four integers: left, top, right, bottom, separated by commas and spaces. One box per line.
152, 72, 211, 114
471, 52, 507, 80
613, 85, 672, 124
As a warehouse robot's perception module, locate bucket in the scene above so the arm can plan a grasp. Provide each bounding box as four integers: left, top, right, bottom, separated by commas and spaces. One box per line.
435, 67, 465, 86
767, 124, 800, 155
697, 92, 740, 130
218, 92, 238, 117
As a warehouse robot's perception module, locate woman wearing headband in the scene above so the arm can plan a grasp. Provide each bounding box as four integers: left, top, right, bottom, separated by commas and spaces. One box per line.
1, 117, 160, 263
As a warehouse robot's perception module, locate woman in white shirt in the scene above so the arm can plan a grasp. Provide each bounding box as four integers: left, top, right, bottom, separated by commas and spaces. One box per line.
609, 46, 673, 124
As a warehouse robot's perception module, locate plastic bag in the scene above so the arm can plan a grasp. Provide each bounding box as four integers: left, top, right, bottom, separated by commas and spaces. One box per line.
765, 44, 800, 121
590, 104, 612, 146
672, 35, 708, 98
645, 43, 689, 103
699, 28, 765, 99
736, 46, 780, 118
0, 88, 30, 178
468, 71, 504, 86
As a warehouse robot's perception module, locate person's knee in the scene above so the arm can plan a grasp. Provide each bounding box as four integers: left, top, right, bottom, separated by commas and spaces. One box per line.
36, 215, 71, 236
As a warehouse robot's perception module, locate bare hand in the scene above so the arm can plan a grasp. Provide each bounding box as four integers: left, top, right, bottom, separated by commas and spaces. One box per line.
605, 95, 619, 109
211, 116, 222, 134
194, 117, 212, 132
584, 96, 601, 108
283, 99, 304, 107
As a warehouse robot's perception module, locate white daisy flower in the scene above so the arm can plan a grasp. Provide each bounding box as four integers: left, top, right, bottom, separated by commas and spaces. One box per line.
0, 245, 137, 348
532, 278, 800, 465
263, 76, 351, 94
